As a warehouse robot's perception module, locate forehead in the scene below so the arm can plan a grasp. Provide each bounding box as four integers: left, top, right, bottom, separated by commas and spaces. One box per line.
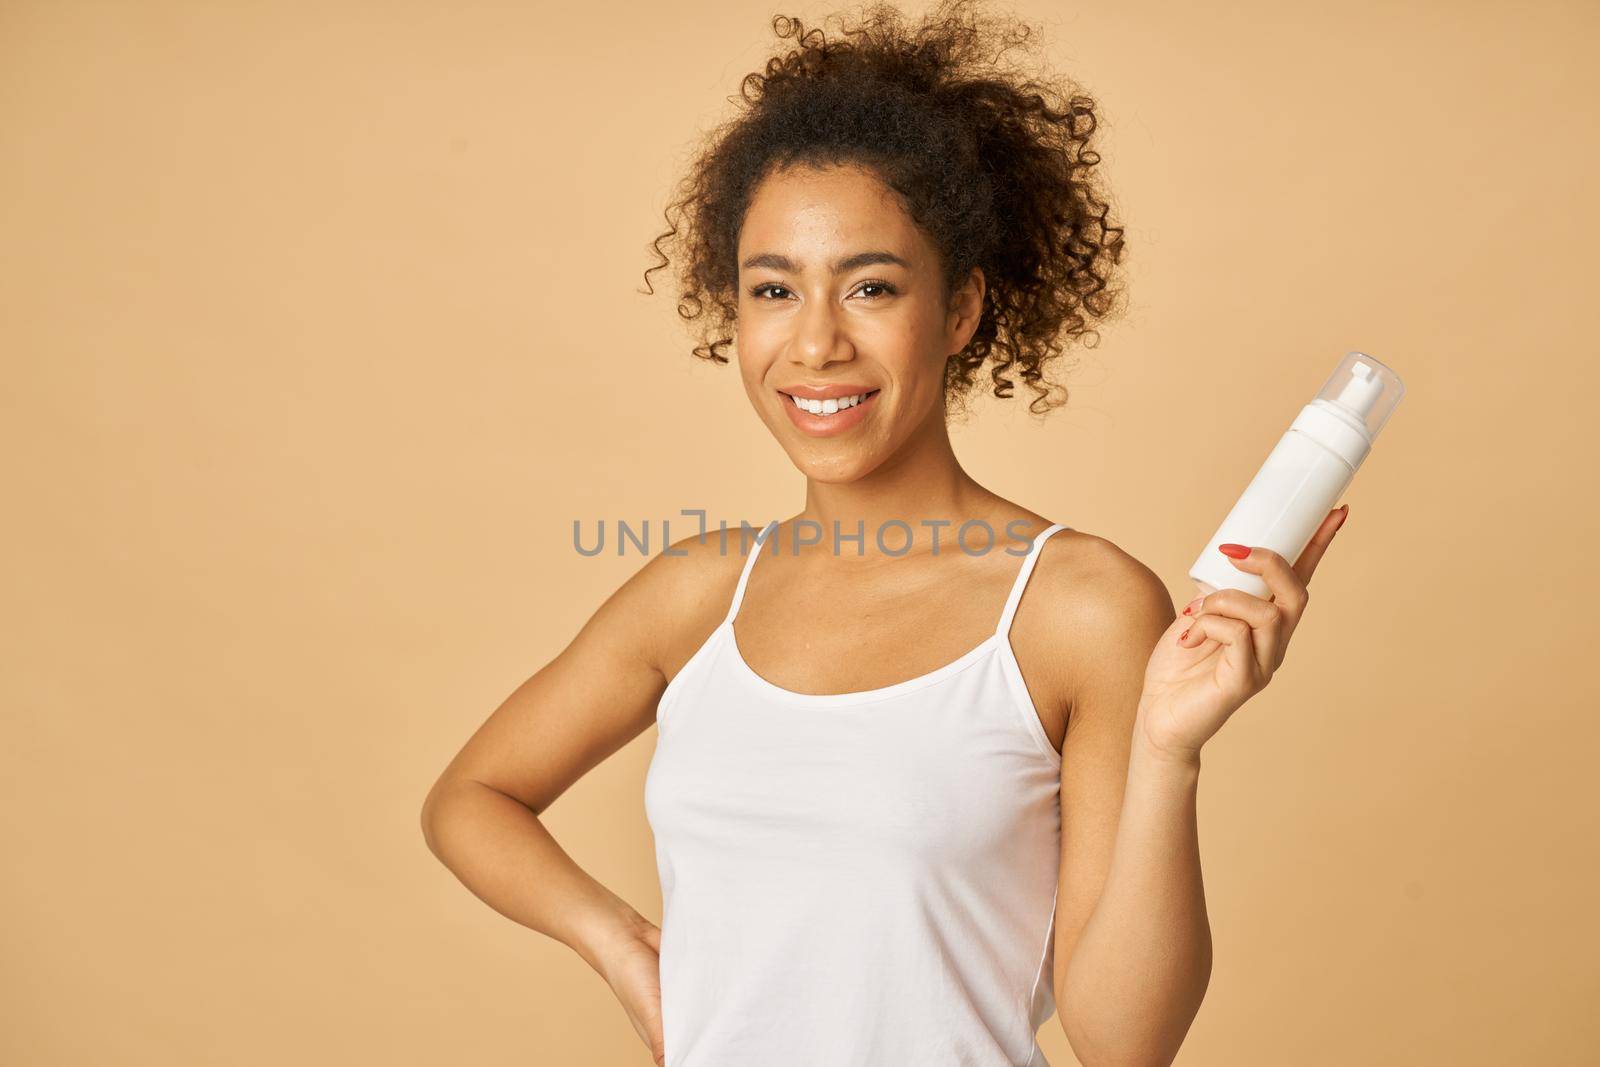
738, 163, 925, 265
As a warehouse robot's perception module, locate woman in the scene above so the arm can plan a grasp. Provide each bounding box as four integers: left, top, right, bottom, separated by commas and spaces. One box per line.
421, 3, 1348, 1065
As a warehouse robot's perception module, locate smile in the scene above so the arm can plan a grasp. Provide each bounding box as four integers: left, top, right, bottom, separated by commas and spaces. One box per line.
783, 389, 879, 415
778, 388, 882, 437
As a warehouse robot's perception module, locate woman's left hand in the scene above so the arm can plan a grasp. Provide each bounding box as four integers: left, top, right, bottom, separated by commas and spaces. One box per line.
1136, 505, 1350, 763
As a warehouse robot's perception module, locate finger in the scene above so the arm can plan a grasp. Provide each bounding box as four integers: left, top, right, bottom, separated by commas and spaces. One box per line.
1218, 543, 1309, 625
1291, 506, 1348, 587
1178, 613, 1264, 696
1188, 588, 1286, 673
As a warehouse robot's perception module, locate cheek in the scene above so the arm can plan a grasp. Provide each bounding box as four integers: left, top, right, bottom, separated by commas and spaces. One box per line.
735, 320, 786, 378
735, 346, 777, 406
737, 308, 778, 335
869, 304, 941, 357
877, 332, 943, 390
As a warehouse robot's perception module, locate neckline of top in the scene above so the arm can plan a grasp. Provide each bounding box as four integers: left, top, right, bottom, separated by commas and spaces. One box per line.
720, 520, 1069, 707
722, 620, 1003, 707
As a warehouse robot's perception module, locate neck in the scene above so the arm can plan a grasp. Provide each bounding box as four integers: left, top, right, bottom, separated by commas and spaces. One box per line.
791, 408, 996, 559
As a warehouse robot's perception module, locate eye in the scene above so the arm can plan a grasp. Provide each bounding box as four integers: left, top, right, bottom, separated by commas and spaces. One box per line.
854, 280, 897, 300
746, 280, 899, 301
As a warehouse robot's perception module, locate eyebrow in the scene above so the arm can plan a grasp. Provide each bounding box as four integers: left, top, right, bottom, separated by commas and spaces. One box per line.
739, 250, 912, 274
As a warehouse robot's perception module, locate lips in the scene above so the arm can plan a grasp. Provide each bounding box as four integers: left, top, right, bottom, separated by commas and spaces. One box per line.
779, 387, 881, 437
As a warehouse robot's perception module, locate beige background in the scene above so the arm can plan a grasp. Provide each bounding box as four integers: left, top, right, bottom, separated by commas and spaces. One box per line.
3, 1, 1596, 1063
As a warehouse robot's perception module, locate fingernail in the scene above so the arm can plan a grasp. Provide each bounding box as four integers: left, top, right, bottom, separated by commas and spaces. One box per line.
1178, 628, 1190, 642
1218, 543, 1251, 559
1182, 596, 1203, 615
1334, 505, 1349, 531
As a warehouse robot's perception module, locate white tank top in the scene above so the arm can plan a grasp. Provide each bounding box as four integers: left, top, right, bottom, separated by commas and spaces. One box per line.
644, 520, 1069, 1067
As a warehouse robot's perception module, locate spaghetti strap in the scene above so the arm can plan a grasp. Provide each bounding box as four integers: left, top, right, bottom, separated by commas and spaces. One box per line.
723, 520, 780, 627
995, 522, 1070, 639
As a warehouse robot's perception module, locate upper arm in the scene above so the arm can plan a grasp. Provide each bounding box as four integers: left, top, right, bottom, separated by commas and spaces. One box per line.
422, 532, 730, 819
1047, 544, 1177, 1001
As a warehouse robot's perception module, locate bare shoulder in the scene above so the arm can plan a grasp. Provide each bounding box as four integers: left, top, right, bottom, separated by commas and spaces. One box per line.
1038, 528, 1174, 639
627, 524, 764, 682
1011, 527, 1178, 737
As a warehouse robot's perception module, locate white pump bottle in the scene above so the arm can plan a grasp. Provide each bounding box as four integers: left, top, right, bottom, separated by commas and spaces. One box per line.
1189, 350, 1404, 598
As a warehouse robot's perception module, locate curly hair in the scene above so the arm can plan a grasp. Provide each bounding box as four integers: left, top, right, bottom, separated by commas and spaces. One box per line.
640, 0, 1128, 417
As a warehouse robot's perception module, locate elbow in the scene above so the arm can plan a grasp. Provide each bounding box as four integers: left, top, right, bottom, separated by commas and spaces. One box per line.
1055, 1030, 1186, 1067
1056, 967, 1213, 1067
1057, 1014, 1173, 1067
419, 780, 456, 858
419, 792, 441, 856
421, 776, 498, 858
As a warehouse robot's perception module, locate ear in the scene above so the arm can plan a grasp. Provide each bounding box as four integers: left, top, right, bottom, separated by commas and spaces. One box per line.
945, 266, 987, 353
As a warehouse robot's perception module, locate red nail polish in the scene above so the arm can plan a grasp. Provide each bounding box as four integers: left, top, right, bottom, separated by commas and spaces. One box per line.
1179, 628, 1190, 641
1182, 605, 1192, 615
1218, 543, 1250, 559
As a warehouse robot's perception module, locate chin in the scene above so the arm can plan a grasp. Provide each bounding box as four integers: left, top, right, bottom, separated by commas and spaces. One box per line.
787, 449, 881, 484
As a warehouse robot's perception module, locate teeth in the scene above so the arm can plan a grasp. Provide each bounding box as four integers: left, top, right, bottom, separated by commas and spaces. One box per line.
789, 392, 872, 415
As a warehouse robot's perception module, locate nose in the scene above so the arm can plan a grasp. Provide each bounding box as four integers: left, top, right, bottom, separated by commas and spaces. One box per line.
790, 296, 855, 371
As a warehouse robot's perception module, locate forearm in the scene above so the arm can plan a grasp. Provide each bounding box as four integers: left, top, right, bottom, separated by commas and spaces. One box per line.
421, 779, 647, 976
1057, 721, 1213, 1067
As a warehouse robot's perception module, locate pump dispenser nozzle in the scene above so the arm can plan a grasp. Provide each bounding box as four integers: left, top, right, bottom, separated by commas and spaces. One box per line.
1334, 360, 1382, 419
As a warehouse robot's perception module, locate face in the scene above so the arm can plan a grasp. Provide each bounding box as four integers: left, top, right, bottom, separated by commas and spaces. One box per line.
734, 163, 984, 482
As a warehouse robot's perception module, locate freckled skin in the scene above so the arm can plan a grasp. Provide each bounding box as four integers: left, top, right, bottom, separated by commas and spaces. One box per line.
734, 162, 986, 487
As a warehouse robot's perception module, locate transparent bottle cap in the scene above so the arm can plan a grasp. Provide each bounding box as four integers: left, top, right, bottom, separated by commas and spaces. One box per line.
1315, 350, 1405, 439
